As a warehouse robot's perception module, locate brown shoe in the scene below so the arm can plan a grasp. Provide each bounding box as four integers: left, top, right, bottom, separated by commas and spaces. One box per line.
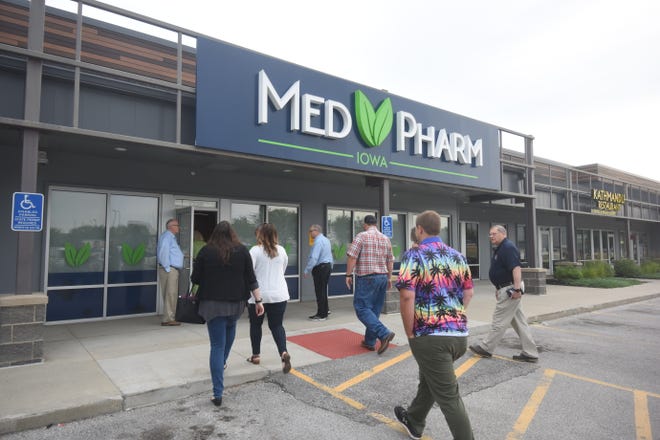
281, 352, 292, 374
161, 321, 181, 326
377, 332, 395, 355
360, 340, 375, 351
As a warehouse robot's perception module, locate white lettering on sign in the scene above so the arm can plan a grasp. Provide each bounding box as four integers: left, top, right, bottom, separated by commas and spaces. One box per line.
258, 69, 483, 166
258, 70, 351, 139
397, 112, 482, 166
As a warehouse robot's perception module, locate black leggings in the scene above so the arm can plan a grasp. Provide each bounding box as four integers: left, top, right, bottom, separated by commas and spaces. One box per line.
247, 301, 288, 356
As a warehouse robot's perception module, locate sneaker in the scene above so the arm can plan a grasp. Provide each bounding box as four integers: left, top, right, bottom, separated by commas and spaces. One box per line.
513, 353, 539, 363
311, 315, 326, 321
394, 406, 422, 439
377, 332, 395, 355
469, 343, 492, 358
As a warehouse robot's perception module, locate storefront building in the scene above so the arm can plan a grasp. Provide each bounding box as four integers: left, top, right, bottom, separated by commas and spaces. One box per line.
1, 0, 658, 365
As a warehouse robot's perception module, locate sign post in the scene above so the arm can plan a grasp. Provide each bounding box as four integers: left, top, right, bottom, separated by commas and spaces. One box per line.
11, 192, 44, 232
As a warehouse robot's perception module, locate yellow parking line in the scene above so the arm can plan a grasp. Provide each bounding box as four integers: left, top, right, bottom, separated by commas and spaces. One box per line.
456, 356, 481, 377
289, 368, 365, 410
506, 369, 556, 440
334, 351, 412, 393
552, 369, 660, 398
634, 390, 652, 440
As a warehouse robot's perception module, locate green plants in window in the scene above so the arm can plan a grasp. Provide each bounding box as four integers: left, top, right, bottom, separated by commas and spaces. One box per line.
64, 242, 91, 268
354, 90, 393, 147
122, 243, 146, 266
332, 242, 347, 261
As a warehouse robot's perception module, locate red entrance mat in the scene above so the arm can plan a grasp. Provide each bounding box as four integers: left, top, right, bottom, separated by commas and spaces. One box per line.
287, 328, 396, 360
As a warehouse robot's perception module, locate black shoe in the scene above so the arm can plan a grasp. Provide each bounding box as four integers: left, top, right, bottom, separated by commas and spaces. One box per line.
394, 406, 422, 440
360, 340, 375, 351
513, 353, 539, 363
310, 315, 327, 321
211, 397, 222, 407
308, 314, 318, 319
377, 332, 395, 355
469, 344, 492, 358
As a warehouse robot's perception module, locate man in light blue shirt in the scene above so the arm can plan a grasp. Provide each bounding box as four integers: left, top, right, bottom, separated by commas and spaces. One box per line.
304, 224, 333, 320
157, 218, 184, 326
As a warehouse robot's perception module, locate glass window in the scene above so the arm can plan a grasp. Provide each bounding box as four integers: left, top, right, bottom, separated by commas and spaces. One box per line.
48, 190, 107, 287
327, 209, 352, 265
267, 205, 299, 269
230, 203, 265, 247
353, 210, 377, 236
108, 194, 158, 284
389, 213, 406, 265
465, 222, 479, 278
516, 224, 526, 262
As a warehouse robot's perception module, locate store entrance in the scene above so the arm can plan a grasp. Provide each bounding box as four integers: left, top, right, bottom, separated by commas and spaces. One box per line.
176, 207, 218, 295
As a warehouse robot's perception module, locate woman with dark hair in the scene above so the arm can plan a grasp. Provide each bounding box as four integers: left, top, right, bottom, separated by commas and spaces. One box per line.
191, 221, 264, 407
247, 223, 292, 373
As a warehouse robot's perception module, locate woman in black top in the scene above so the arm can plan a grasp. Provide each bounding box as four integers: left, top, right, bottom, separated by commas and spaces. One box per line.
191, 221, 264, 407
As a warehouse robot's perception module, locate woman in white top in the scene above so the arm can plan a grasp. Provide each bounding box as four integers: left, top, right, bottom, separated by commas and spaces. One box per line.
247, 223, 292, 373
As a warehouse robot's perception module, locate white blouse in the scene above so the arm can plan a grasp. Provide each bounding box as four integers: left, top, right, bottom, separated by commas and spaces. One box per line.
248, 244, 290, 304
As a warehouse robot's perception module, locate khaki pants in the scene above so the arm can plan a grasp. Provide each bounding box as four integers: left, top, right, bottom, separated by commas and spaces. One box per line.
158, 266, 179, 322
481, 287, 538, 357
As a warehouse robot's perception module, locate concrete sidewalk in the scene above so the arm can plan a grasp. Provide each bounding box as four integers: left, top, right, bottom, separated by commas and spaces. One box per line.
1, 279, 659, 434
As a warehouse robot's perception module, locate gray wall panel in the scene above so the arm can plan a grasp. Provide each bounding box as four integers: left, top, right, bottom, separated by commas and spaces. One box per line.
0, 68, 25, 119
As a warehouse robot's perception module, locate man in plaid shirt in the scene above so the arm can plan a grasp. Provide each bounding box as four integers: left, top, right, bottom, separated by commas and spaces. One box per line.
345, 215, 395, 355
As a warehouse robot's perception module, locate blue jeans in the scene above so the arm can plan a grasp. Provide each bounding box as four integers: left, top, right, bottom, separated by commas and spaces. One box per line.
248, 301, 288, 356
206, 314, 240, 398
353, 273, 391, 346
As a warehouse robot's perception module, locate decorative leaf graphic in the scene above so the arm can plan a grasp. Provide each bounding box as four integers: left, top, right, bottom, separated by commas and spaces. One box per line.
373, 97, 393, 145
122, 243, 132, 265
75, 242, 91, 267
65, 242, 91, 268
64, 243, 76, 267
354, 90, 393, 147
122, 243, 146, 265
355, 90, 377, 146
331, 243, 347, 260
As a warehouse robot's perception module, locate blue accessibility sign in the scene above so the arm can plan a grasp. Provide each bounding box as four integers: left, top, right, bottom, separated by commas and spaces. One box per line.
11, 192, 44, 232
381, 215, 393, 238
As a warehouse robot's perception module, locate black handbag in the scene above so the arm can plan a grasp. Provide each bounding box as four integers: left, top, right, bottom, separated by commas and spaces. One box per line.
175, 287, 205, 324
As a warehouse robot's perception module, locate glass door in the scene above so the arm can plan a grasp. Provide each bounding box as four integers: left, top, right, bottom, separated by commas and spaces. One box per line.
460, 222, 479, 279
176, 207, 194, 296
539, 227, 551, 271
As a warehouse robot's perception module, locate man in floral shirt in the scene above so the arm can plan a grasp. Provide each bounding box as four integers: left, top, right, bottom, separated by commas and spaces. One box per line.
394, 210, 474, 440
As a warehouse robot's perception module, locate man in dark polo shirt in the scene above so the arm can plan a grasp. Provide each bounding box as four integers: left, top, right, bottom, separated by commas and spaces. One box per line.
469, 225, 539, 362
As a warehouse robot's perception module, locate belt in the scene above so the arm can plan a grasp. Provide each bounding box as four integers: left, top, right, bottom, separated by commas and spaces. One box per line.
160, 266, 180, 271
315, 262, 332, 267
495, 282, 513, 289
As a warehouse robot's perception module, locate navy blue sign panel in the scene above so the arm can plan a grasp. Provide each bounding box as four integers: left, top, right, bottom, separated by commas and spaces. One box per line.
196, 37, 501, 190
12, 192, 44, 231
381, 216, 393, 238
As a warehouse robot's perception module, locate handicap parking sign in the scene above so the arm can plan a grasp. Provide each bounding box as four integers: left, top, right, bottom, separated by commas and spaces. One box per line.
11, 192, 44, 232
381, 215, 393, 238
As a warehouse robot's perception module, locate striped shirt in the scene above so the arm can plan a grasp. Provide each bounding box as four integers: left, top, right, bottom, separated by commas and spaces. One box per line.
347, 226, 393, 276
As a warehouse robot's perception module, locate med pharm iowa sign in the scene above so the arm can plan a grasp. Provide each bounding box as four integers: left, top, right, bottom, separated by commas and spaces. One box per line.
196, 38, 500, 190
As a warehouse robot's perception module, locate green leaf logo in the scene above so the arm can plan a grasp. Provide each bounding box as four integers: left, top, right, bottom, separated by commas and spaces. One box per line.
331, 243, 347, 261
122, 243, 146, 266
64, 242, 92, 268
354, 90, 393, 147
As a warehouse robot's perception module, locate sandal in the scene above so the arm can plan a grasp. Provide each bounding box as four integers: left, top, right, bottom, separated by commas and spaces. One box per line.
246, 355, 260, 365
281, 352, 291, 374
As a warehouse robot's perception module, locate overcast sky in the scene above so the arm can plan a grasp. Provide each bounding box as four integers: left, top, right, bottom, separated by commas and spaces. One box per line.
51, 0, 660, 182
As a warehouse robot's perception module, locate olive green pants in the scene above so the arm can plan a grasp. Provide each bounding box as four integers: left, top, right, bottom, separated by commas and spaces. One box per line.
407, 335, 474, 440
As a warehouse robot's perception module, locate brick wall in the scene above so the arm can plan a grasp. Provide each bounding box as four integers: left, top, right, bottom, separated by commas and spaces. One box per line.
0, 294, 48, 367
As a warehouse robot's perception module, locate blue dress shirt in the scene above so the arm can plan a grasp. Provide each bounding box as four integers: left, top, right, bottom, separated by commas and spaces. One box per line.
157, 230, 184, 272
304, 233, 333, 274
